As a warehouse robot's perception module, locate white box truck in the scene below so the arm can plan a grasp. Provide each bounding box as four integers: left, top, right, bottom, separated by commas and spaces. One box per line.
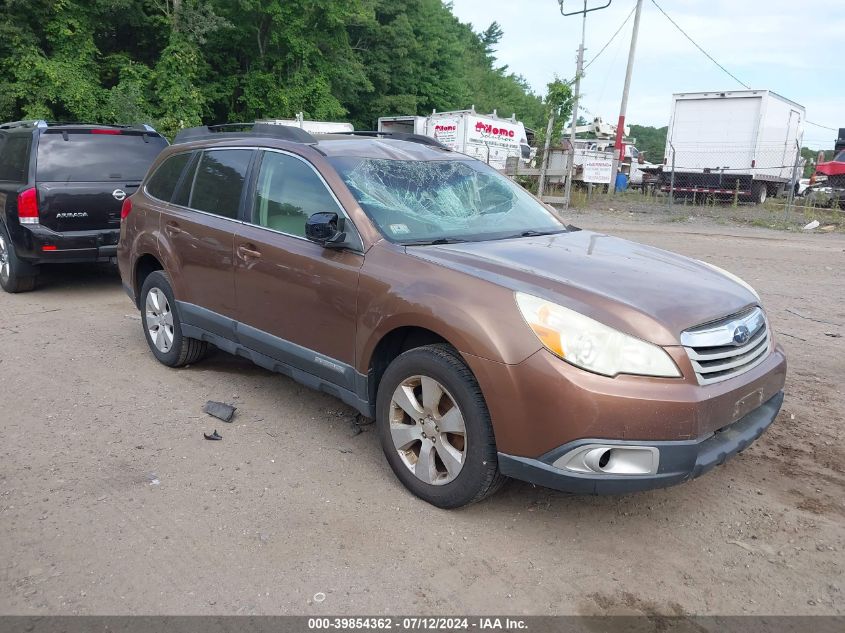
377, 109, 533, 170
660, 90, 804, 203
261, 113, 354, 134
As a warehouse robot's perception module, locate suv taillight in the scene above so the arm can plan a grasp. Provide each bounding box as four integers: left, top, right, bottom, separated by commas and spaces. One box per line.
18, 188, 39, 224
120, 197, 133, 220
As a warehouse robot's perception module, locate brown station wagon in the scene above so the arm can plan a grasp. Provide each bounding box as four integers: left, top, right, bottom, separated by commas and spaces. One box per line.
117, 123, 787, 508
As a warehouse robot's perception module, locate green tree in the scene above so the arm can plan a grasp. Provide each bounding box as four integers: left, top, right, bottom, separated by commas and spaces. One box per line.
535, 77, 573, 147
0, 0, 556, 141
629, 124, 667, 163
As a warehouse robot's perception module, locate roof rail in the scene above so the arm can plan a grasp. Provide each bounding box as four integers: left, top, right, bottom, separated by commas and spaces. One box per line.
0, 121, 161, 134
331, 131, 450, 151
173, 122, 317, 145
0, 120, 48, 130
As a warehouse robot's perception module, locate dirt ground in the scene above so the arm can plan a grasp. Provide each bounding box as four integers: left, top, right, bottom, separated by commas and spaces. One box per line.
0, 209, 843, 616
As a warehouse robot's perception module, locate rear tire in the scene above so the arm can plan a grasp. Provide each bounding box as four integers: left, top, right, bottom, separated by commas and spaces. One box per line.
752, 181, 767, 205
375, 344, 505, 508
0, 224, 37, 293
140, 271, 208, 367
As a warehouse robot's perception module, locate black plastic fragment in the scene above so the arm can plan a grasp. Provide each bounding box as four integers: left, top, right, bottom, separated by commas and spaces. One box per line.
204, 430, 222, 441
203, 401, 236, 423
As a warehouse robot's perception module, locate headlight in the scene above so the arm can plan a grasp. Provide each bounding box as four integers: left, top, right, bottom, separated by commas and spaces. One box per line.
515, 292, 680, 378
697, 260, 760, 301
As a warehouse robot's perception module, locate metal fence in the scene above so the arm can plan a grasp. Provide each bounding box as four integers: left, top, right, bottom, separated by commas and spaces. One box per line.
508, 140, 844, 221
658, 142, 803, 207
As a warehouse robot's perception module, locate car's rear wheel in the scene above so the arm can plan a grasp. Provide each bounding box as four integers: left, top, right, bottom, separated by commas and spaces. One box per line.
0, 225, 37, 293
140, 271, 208, 367
376, 344, 505, 508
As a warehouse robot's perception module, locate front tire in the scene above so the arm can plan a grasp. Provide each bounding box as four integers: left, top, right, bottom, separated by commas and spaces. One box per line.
376, 344, 505, 508
0, 224, 37, 293
140, 271, 208, 367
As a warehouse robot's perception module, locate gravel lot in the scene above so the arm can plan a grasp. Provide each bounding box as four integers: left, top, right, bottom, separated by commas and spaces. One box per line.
1, 211, 843, 616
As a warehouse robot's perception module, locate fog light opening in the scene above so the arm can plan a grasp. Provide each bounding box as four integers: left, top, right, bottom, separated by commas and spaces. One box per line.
553, 444, 660, 476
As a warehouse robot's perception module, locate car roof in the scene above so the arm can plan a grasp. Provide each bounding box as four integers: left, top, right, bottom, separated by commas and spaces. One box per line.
170, 124, 457, 162
311, 135, 455, 161
0, 120, 162, 136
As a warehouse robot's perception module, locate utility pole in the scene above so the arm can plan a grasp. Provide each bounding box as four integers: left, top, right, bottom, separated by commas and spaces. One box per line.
537, 114, 556, 199
612, 0, 644, 173
562, 3, 587, 208
559, 1, 612, 209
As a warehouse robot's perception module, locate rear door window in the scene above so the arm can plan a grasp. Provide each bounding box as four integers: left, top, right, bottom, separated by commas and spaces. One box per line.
188, 149, 253, 220
0, 136, 31, 183
146, 153, 191, 202
36, 131, 167, 182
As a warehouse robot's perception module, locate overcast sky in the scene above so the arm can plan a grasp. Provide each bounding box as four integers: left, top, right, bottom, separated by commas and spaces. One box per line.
448, 0, 841, 149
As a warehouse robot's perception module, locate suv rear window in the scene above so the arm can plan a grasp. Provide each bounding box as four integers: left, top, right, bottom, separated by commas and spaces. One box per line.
0, 136, 31, 182
146, 153, 191, 202
36, 131, 167, 182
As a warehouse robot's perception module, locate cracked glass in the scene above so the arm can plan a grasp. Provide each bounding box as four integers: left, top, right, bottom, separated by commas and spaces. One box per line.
329, 157, 564, 243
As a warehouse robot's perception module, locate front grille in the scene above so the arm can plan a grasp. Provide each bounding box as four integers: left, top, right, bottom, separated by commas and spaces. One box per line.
681, 307, 771, 385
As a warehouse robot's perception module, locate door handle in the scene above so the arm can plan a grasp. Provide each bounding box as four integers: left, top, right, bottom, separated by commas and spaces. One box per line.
165, 222, 183, 236
238, 244, 262, 259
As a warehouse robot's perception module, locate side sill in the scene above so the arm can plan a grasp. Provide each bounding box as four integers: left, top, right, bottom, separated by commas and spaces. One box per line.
181, 323, 374, 418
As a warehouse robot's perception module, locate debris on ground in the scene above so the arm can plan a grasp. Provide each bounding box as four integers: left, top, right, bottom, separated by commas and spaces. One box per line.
204, 430, 223, 441
349, 413, 374, 436
203, 401, 237, 423
802, 220, 820, 230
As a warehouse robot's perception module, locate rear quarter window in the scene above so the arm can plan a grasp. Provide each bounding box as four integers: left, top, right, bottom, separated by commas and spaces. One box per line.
146, 153, 191, 202
0, 136, 31, 183
36, 131, 167, 182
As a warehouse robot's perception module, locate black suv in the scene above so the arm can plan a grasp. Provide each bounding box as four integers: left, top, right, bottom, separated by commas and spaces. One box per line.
0, 120, 168, 292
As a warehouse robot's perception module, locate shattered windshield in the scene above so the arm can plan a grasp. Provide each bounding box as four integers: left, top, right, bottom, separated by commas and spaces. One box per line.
328, 157, 565, 244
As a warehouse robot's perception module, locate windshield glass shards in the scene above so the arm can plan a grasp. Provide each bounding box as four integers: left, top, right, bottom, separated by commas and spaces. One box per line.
328, 157, 565, 244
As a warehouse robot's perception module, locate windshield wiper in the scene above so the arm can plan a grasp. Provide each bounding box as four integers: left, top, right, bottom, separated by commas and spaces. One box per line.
517, 229, 566, 237
404, 237, 469, 246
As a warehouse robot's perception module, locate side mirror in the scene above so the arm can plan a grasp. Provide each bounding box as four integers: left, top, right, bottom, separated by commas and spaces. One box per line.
305, 212, 346, 248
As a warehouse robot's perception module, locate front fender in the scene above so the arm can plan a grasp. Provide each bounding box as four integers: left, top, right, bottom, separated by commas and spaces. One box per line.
355, 243, 542, 374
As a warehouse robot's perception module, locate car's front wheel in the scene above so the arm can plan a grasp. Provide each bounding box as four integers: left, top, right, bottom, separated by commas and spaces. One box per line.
140, 271, 208, 367
376, 344, 505, 508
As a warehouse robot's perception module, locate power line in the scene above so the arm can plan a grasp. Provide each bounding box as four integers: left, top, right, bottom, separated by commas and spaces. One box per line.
584, 5, 636, 71
806, 120, 837, 132
650, 1, 840, 134
649, 0, 750, 89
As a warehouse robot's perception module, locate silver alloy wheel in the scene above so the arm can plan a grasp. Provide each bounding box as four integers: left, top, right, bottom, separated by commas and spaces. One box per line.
0, 234, 8, 283
145, 287, 175, 353
389, 375, 467, 485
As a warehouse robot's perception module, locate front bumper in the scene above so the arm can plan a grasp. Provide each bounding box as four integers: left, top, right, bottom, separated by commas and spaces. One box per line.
14, 224, 120, 264
498, 391, 783, 494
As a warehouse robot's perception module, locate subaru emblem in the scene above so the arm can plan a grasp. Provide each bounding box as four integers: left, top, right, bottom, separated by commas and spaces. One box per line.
733, 325, 750, 345
112, 189, 126, 201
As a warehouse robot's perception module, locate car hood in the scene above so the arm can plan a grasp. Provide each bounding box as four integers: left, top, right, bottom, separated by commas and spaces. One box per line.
406, 230, 757, 346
